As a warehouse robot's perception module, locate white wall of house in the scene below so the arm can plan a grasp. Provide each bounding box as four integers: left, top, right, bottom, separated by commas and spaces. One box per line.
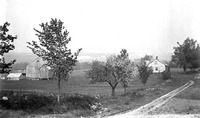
148, 60, 166, 73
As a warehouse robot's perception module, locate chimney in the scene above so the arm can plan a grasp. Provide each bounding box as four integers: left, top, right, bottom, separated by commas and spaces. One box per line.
156, 56, 158, 60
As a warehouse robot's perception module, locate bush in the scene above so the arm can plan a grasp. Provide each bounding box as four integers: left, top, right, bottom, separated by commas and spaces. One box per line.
161, 71, 171, 80
0, 91, 101, 115
61, 93, 101, 111
0, 92, 55, 112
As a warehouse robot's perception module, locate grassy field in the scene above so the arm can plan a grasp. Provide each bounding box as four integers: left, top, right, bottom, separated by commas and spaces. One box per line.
0, 68, 198, 117
0, 69, 165, 96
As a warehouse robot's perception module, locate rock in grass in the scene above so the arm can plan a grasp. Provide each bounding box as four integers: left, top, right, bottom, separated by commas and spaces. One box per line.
166, 79, 172, 83
2, 96, 8, 100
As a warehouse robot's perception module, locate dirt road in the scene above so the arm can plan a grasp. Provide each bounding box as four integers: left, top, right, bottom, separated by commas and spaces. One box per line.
107, 80, 194, 118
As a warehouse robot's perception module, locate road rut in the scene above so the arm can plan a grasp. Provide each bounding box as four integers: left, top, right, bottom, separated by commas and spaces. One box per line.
108, 80, 194, 118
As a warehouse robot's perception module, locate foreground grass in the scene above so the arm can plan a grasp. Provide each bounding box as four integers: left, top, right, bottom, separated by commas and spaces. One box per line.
0, 68, 197, 117
0, 91, 100, 118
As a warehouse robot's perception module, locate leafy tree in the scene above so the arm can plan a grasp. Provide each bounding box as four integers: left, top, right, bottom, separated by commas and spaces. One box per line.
141, 54, 153, 63
27, 18, 82, 103
107, 49, 135, 94
137, 62, 153, 87
85, 49, 135, 97
168, 60, 178, 68
0, 22, 17, 73
172, 38, 200, 72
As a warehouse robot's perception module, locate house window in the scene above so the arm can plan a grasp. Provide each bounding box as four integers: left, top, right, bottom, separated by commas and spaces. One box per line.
155, 67, 158, 71
154, 61, 157, 65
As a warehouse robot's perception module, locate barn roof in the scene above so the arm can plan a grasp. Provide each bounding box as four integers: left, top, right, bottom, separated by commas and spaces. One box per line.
27, 57, 46, 67
7, 73, 22, 78
27, 57, 51, 69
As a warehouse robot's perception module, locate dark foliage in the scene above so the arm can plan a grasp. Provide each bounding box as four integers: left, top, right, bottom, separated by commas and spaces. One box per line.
0, 92, 55, 112
161, 71, 172, 80
0, 92, 100, 114
137, 62, 153, 86
61, 93, 100, 110
0, 22, 17, 73
172, 38, 200, 72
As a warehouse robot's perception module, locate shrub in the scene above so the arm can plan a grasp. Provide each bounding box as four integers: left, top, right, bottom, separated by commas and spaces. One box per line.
38, 93, 101, 114
0, 92, 101, 115
74, 109, 96, 117
161, 71, 171, 80
61, 93, 100, 111
0, 92, 55, 112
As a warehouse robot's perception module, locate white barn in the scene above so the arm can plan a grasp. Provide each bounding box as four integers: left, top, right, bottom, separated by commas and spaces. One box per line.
26, 57, 53, 80
148, 56, 169, 73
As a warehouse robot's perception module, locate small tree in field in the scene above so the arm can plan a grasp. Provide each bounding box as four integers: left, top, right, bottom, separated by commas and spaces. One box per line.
137, 62, 153, 87
27, 18, 82, 104
0, 22, 17, 73
86, 49, 135, 97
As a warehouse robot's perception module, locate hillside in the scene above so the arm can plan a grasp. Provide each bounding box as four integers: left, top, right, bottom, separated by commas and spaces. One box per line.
4, 52, 173, 63
4, 52, 37, 63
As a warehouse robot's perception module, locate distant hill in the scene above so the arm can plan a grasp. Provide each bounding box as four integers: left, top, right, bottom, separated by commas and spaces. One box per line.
4, 52, 37, 63
4, 52, 173, 63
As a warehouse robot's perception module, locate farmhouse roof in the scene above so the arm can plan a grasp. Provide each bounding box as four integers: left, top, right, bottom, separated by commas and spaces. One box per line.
147, 56, 168, 66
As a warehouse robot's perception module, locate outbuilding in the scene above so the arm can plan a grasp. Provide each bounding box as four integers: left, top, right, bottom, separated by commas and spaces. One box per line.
26, 57, 53, 80
7, 73, 24, 80
148, 56, 170, 73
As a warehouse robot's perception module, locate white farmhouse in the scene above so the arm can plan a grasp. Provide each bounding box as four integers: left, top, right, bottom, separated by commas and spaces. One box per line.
147, 56, 169, 73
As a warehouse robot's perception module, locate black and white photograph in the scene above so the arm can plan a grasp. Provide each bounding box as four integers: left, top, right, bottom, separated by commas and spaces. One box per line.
1, 0, 200, 117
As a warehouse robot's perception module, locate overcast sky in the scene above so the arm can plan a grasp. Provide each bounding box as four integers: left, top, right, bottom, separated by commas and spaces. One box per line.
1, 0, 200, 58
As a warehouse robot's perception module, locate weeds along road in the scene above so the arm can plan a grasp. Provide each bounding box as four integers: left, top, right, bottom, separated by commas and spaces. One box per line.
107, 80, 194, 118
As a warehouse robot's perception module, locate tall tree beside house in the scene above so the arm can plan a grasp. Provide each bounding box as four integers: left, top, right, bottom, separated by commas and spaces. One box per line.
137, 61, 153, 87
85, 49, 136, 97
27, 18, 82, 104
0, 22, 17, 73
172, 38, 200, 72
